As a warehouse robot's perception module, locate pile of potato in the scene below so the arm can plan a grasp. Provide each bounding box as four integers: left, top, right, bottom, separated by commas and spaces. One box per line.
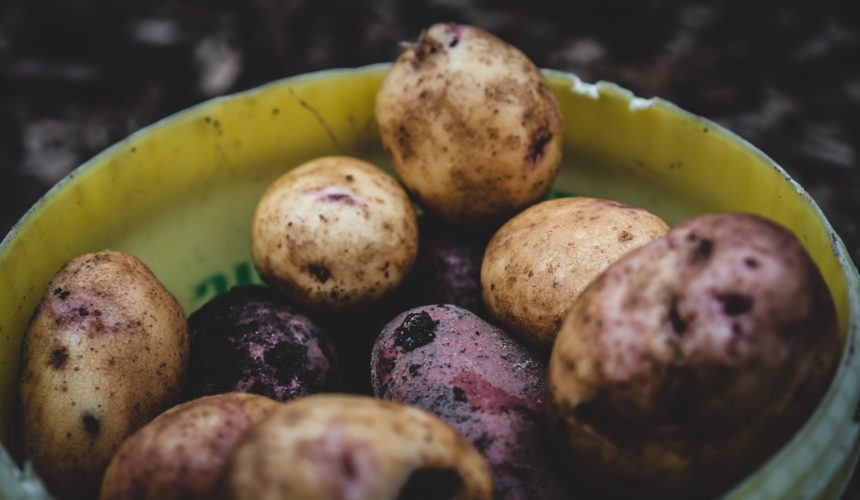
17, 23, 840, 500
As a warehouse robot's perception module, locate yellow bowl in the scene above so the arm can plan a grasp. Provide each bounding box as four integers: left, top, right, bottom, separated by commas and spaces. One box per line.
1, 65, 858, 498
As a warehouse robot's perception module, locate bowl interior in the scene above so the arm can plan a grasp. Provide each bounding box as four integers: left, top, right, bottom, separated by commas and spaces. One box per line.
0, 65, 857, 498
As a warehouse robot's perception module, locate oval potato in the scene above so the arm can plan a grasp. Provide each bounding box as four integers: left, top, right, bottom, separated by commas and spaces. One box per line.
482, 197, 669, 348
184, 285, 338, 401
19, 250, 189, 499
224, 394, 493, 500
375, 23, 563, 224
547, 213, 840, 497
372, 304, 567, 499
100, 393, 279, 500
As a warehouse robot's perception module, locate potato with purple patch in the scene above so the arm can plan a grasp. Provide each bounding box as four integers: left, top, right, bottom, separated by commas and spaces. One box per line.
372, 304, 567, 499
251, 156, 419, 310
184, 285, 337, 401
224, 394, 493, 500
19, 250, 188, 499
547, 213, 840, 497
100, 393, 278, 500
482, 197, 669, 349
375, 23, 563, 224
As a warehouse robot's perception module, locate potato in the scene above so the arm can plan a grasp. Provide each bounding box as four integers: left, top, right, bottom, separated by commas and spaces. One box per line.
99, 393, 278, 500
482, 197, 669, 349
18, 250, 189, 499
375, 23, 563, 224
408, 216, 494, 317
251, 156, 418, 310
184, 285, 337, 401
372, 305, 567, 499
223, 394, 493, 500
546, 213, 840, 497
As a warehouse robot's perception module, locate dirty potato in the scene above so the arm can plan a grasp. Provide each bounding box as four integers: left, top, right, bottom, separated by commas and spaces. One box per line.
547, 213, 840, 497
251, 156, 418, 310
184, 285, 338, 402
408, 216, 494, 316
223, 394, 493, 500
100, 393, 278, 500
375, 23, 563, 224
482, 197, 669, 348
372, 305, 567, 499
19, 250, 188, 499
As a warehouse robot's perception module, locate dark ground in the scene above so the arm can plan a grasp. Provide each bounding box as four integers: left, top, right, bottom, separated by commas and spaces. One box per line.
1, 0, 859, 496
2, 1, 859, 264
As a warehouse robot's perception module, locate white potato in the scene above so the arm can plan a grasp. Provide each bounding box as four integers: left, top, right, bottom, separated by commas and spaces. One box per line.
482, 197, 669, 348
251, 156, 418, 310
375, 23, 563, 224
225, 394, 493, 500
19, 250, 188, 499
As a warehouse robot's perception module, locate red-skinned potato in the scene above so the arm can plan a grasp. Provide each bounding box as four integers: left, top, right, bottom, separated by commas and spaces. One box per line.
372, 305, 567, 499
100, 393, 279, 500
547, 213, 840, 498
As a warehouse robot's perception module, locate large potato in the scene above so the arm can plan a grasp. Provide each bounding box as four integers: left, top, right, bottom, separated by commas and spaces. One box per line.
482, 197, 669, 348
223, 394, 493, 500
251, 156, 418, 310
19, 250, 189, 499
372, 305, 567, 499
547, 213, 840, 497
375, 23, 563, 224
100, 393, 278, 500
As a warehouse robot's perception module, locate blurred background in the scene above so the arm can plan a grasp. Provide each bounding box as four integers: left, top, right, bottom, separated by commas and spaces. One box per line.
2, 0, 859, 265
1, 0, 859, 495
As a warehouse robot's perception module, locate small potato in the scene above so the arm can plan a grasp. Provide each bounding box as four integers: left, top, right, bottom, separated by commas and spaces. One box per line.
482, 197, 669, 348
372, 305, 567, 499
408, 216, 494, 316
547, 213, 840, 497
375, 23, 563, 224
224, 394, 493, 500
19, 250, 188, 499
184, 285, 338, 401
99, 393, 278, 500
251, 156, 418, 310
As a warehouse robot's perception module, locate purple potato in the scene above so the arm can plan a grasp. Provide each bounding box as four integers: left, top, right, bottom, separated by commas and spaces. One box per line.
409, 217, 494, 317
371, 304, 567, 499
185, 285, 337, 402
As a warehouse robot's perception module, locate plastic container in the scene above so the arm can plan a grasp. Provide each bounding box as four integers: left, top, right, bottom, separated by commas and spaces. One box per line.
1, 65, 858, 499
